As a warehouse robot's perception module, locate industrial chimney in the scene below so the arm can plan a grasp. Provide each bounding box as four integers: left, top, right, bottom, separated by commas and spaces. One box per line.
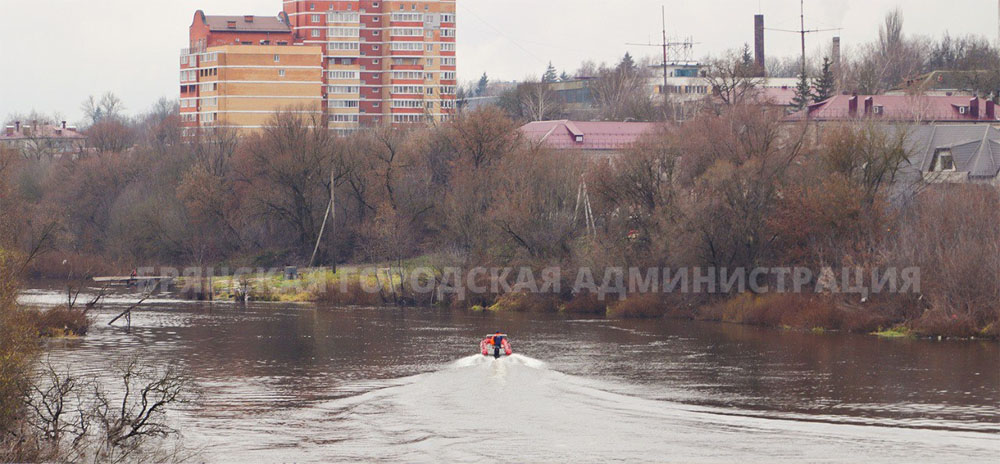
832, 37, 841, 90
832, 37, 841, 69
754, 14, 766, 77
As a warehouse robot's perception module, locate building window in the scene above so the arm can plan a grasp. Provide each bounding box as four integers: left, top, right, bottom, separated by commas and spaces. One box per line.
279, 69, 286, 77
312, 29, 321, 38
274, 55, 280, 62
312, 14, 322, 23
931, 149, 956, 172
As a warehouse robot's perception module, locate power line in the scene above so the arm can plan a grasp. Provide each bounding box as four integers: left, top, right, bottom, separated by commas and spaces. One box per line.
457, 4, 547, 66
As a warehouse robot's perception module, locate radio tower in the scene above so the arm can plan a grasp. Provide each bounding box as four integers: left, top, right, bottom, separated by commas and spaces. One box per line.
767, 0, 840, 77
625, 6, 696, 102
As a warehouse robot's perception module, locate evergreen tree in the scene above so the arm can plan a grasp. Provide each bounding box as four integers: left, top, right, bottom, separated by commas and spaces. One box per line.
792, 71, 813, 110
740, 43, 754, 68
619, 52, 637, 73
543, 62, 559, 83
813, 57, 836, 103
560, 71, 572, 82
476, 72, 489, 96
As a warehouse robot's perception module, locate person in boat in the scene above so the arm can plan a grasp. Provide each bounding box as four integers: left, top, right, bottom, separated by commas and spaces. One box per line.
486, 331, 507, 358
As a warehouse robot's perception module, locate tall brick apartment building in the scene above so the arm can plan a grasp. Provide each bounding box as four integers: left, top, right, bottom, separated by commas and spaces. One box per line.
180, 1, 456, 134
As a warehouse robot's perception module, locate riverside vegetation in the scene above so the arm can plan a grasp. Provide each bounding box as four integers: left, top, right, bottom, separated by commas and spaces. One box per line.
10, 100, 992, 339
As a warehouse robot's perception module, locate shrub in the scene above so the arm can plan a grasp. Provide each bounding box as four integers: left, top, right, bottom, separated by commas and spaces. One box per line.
30, 306, 90, 337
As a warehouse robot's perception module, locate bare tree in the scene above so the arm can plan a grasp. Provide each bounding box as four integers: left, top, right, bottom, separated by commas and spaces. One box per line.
590, 56, 656, 121
705, 48, 765, 106
81, 92, 126, 126
499, 78, 565, 121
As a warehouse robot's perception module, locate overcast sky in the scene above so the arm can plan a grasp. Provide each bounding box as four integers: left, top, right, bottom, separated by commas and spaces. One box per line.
1, 0, 997, 123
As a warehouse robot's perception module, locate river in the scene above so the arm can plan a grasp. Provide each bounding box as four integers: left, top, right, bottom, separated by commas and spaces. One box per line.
21, 290, 1000, 463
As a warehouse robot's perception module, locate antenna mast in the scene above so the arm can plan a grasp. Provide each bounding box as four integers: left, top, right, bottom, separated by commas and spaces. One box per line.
800, 0, 806, 77
625, 6, 697, 101
662, 6, 668, 101
765, 0, 840, 78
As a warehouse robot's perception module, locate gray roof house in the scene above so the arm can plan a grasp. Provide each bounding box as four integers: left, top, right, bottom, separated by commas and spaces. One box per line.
906, 124, 1000, 185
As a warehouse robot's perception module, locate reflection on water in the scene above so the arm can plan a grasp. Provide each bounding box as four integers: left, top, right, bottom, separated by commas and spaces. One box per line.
36, 293, 999, 462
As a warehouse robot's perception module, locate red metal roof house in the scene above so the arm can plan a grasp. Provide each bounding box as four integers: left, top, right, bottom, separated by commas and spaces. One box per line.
786, 94, 999, 123
519, 120, 658, 156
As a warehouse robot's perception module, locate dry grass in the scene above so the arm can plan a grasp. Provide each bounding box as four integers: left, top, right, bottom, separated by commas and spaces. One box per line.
560, 292, 608, 314
696, 293, 890, 333
607, 293, 667, 319
488, 292, 560, 313
309, 279, 384, 306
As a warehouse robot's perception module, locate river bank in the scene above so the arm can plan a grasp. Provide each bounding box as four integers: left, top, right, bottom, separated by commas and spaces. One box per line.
148, 266, 1000, 340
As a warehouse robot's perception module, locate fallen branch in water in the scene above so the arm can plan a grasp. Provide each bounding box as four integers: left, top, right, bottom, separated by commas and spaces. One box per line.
107, 293, 151, 327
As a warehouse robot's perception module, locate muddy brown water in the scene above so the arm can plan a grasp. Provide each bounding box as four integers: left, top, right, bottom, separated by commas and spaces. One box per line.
22, 289, 999, 462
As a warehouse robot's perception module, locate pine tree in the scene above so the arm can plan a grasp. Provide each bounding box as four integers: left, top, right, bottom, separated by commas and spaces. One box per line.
740, 43, 754, 69
619, 52, 637, 73
812, 57, 836, 103
792, 72, 813, 110
560, 71, 572, 82
476, 72, 489, 96
543, 62, 559, 83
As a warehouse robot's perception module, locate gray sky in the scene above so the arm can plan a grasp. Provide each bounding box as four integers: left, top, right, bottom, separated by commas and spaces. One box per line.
1, 0, 997, 123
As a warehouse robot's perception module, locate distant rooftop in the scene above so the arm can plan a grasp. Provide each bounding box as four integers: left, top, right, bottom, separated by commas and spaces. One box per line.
786, 94, 999, 123
200, 12, 291, 33
2, 122, 86, 141
908, 124, 1000, 179
520, 120, 658, 152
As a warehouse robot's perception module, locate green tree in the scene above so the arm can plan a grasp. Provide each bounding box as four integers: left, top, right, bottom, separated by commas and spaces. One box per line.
476, 72, 489, 96
619, 52, 637, 73
560, 71, 572, 82
792, 72, 813, 110
740, 43, 754, 68
542, 62, 559, 83
813, 57, 836, 103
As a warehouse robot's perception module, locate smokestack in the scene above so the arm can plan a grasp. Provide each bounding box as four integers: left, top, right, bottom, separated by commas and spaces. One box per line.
61, 121, 67, 129
970, 97, 980, 118
987, 100, 996, 120
754, 14, 766, 77
848, 95, 858, 116
832, 37, 841, 71
864, 96, 874, 115
15, 121, 20, 132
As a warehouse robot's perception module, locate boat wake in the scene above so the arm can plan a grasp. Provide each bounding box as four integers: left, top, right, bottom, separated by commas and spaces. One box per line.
298, 354, 999, 463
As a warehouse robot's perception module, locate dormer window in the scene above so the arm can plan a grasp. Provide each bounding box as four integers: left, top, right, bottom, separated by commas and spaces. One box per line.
574, 135, 584, 143
227, 21, 237, 29
959, 106, 969, 115
931, 148, 956, 172
873, 106, 883, 115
